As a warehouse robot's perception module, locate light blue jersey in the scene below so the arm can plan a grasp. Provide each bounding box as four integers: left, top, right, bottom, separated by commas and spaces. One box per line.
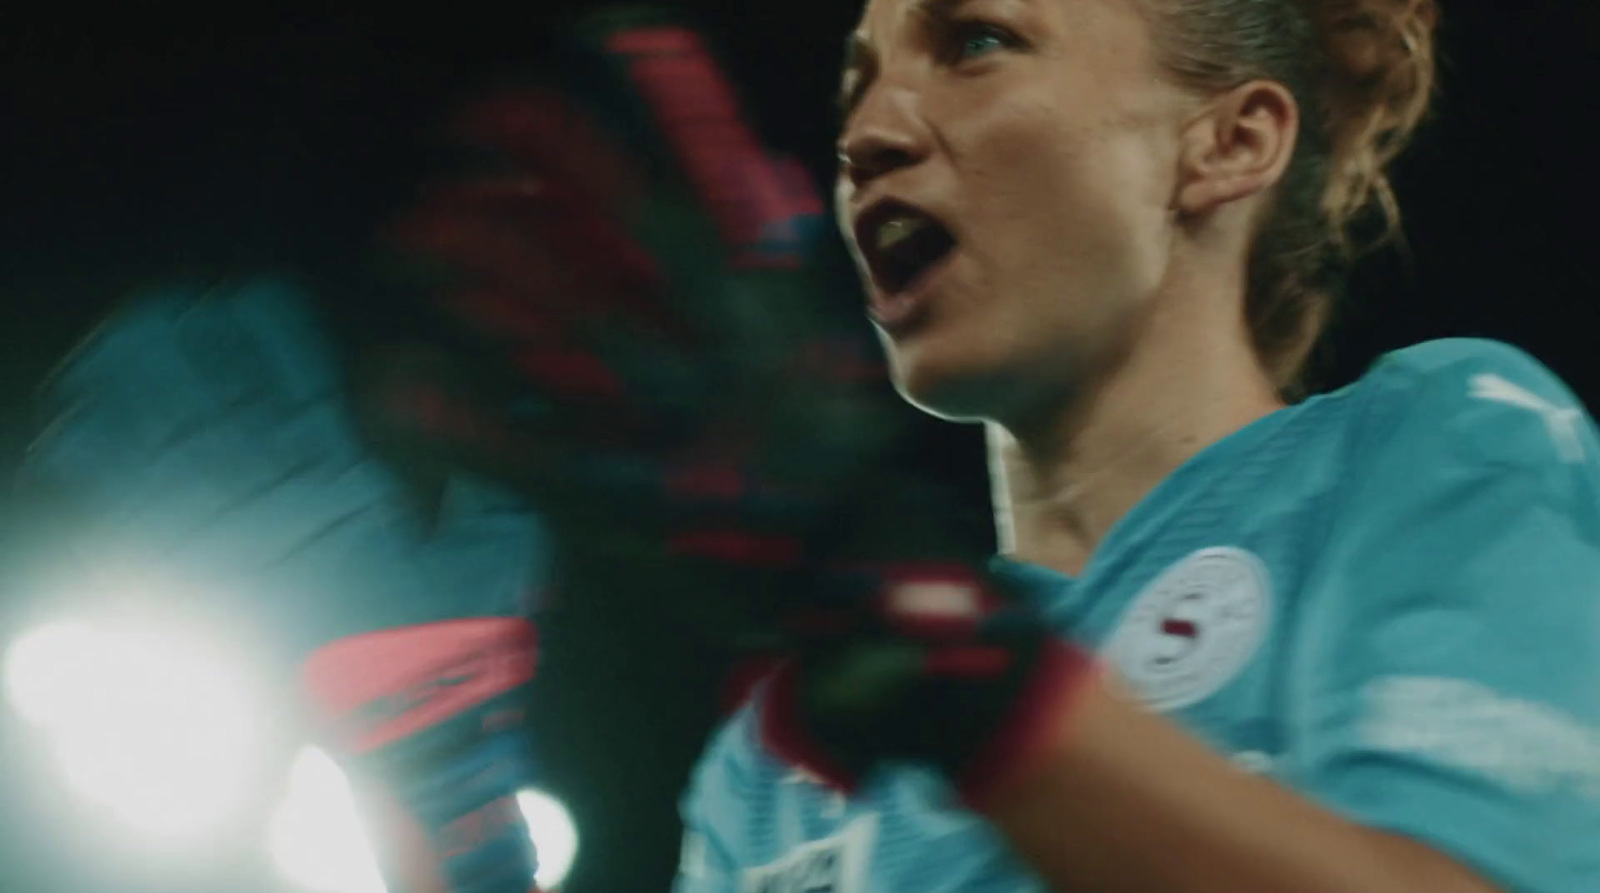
14, 279, 549, 661
674, 339, 1600, 893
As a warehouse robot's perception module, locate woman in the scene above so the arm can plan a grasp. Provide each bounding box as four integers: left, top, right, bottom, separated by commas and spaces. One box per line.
671, 0, 1599, 891
392, 2, 1597, 891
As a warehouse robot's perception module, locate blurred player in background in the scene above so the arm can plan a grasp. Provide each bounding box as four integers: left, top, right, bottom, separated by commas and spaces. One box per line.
378, 1, 1600, 891
15, 282, 552, 893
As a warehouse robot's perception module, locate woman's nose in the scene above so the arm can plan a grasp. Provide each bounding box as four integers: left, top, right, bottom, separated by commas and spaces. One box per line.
837, 88, 928, 190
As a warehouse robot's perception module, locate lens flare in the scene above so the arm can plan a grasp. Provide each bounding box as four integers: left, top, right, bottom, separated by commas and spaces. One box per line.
5, 619, 264, 841
269, 747, 388, 893
518, 788, 579, 890
5, 621, 102, 728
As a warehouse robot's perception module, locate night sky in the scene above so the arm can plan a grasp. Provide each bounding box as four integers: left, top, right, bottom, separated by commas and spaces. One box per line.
1, 3, 1596, 891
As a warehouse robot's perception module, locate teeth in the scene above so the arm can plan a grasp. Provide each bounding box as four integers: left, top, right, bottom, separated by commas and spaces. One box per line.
876, 215, 928, 253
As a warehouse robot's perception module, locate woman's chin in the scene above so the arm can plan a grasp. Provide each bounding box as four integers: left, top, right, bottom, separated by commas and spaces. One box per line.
889, 351, 1011, 423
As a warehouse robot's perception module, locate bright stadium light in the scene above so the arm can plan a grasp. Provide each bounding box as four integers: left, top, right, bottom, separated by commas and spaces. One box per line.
519, 788, 579, 891
5, 620, 103, 729
3, 618, 266, 842
269, 756, 579, 893
269, 747, 388, 893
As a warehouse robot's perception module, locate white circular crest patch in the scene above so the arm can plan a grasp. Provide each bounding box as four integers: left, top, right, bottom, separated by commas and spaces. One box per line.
1102, 547, 1271, 712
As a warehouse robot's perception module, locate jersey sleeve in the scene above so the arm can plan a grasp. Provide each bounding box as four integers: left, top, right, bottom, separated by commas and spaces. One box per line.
13, 281, 549, 658
672, 712, 756, 893
1287, 339, 1600, 893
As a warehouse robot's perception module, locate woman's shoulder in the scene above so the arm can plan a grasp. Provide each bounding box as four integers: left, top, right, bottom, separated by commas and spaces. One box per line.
1338, 337, 1596, 473
1354, 337, 1573, 399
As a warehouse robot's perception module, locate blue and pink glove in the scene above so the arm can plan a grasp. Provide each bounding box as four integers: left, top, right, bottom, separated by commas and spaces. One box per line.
371, 9, 902, 619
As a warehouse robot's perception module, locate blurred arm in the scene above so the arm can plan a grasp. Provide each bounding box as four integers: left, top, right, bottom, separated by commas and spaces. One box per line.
983, 679, 1501, 893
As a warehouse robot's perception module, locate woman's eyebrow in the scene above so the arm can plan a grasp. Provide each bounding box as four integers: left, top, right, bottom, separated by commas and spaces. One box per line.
913, 0, 985, 24
839, 0, 990, 115
843, 31, 874, 78
839, 33, 877, 116
841, 0, 991, 72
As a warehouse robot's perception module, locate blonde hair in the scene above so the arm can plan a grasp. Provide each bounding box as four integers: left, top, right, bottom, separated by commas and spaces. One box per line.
1144, 0, 1441, 394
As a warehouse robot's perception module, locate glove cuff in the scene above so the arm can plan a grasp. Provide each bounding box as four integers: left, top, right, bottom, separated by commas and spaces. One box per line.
302, 618, 537, 753
758, 659, 862, 793
302, 619, 542, 893
956, 639, 1100, 812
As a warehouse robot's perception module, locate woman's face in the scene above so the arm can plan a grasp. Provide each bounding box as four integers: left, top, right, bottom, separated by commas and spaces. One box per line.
836, 0, 1198, 424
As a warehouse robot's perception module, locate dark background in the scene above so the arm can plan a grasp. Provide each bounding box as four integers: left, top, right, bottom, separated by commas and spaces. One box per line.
0, 3, 1595, 892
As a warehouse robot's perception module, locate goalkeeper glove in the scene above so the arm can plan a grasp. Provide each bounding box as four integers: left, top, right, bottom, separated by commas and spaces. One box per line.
760, 562, 1099, 810
369, 9, 909, 646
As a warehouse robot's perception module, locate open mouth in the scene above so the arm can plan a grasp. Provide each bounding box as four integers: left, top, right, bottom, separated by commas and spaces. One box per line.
854, 199, 957, 295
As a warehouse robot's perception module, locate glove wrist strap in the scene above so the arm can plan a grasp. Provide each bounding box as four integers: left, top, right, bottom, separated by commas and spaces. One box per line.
956, 640, 1100, 811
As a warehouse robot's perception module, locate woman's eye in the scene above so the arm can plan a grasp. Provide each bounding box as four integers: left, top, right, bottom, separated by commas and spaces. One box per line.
951, 22, 1015, 62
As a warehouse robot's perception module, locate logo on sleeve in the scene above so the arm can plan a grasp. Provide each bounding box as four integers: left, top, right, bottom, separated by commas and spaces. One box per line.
1361, 676, 1600, 802
741, 814, 877, 893
1102, 547, 1272, 712
1469, 373, 1586, 463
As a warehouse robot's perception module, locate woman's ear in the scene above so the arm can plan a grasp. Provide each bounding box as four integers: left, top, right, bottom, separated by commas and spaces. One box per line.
1173, 80, 1300, 219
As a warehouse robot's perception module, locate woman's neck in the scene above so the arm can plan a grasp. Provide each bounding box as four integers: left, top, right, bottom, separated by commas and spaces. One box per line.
989, 306, 1283, 578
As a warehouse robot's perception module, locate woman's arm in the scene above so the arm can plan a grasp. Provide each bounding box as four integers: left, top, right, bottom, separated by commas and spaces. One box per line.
983, 675, 1501, 893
